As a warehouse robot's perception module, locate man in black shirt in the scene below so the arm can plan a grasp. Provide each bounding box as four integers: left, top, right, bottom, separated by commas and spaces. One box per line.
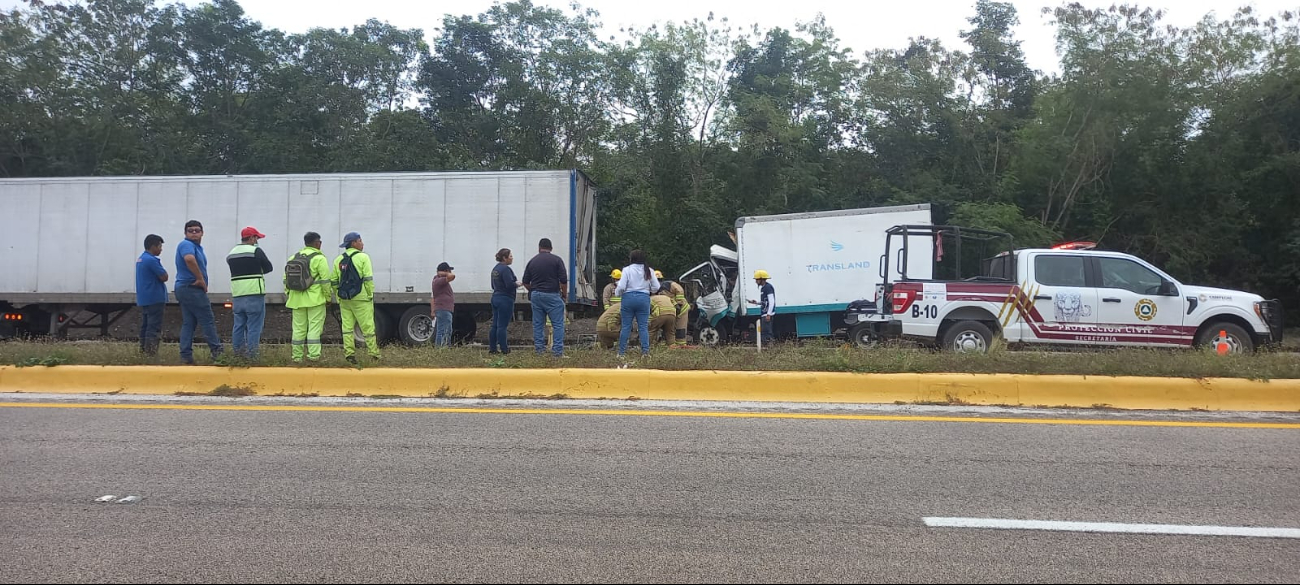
521, 238, 568, 356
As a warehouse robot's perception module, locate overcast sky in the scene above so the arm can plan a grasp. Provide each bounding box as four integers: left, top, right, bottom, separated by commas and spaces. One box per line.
4, 0, 1297, 74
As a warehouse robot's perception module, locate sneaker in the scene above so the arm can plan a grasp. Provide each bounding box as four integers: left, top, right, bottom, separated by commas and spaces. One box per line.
346, 355, 357, 365
370, 355, 381, 362
488, 350, 500, 355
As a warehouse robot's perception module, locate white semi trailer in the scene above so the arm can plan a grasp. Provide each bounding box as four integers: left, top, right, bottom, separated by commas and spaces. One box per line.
0, 170, 598, 344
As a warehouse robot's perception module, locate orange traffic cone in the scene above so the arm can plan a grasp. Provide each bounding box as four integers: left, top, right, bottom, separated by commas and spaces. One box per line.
1215, 330, 1229, 356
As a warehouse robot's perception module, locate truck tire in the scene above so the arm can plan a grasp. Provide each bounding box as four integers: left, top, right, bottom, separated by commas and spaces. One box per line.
397, 305, 434, 346
941, 320, 994, 353
848, 323, 878, 349
345, 306, 394, 346
374, 308, 394, 344
695, 317, 730, 347
1194, 322, 1254, 354
452, 312, 477, 344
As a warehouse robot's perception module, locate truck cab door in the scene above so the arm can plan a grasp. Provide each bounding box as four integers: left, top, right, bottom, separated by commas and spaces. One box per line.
1092, 256, 1189, 346
680, 261, 731, 326
1026, 254, 1099, 344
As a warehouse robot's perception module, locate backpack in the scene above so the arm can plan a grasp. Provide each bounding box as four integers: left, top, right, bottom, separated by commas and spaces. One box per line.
336, 251, 364, 300
284, 250, 319, 292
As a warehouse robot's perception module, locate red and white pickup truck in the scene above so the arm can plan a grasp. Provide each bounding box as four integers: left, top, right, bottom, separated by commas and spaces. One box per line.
883, 244, 1283, 353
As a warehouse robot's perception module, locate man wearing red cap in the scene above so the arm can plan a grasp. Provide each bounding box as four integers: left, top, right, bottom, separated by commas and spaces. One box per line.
226, 226, 274, 361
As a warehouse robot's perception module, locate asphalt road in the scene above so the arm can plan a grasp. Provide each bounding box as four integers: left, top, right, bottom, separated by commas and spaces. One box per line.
1, 397, 1297, 583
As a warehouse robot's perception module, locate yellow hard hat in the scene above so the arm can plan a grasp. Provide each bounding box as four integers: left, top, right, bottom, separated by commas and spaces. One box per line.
654, 270, 664, 279
611, 268, 622, 279
754, 269, 771, 280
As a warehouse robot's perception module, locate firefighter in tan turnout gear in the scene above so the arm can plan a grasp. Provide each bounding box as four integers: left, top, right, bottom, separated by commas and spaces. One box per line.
654, 270, 691, 347
648, 289, 677, 345
596, 301, 622, 348
603, 268, 622, 310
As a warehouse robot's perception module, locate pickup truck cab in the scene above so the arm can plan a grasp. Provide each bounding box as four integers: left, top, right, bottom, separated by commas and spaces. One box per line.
886, 241, 1283, 353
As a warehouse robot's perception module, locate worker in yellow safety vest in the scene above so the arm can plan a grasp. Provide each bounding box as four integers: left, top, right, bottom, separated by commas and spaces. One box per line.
654, 270, 691, 347
284, 231, 334, 363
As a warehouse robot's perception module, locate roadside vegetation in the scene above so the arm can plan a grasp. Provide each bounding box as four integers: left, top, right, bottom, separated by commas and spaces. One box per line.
2, 339, 1297, 380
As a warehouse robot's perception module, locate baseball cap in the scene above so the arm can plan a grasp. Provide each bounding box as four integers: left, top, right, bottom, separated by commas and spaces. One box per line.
241, 226, 266, 239
339, 232, 361, 248
437, 262, 454, 272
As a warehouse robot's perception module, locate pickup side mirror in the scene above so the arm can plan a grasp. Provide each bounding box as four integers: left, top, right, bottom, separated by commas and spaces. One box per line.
1159, 279, 1177, 296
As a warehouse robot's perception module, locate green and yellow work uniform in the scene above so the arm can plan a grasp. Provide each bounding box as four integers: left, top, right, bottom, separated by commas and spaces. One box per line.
596, 302, 622, 349
665, 280, 690, 347
649, 292, 676, 345
333, 249, 380, 359
285, 247, 333, 362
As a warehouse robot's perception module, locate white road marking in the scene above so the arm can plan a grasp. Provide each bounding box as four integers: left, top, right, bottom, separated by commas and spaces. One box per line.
923, 517, 1300, 539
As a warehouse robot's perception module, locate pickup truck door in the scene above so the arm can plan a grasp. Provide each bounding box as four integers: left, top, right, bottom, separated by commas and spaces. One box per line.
1091, 256, 1191, 346
1025, 254, 1100, 344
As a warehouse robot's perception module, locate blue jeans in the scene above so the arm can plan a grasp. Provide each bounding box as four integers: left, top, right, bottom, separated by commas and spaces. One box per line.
760, 316, 775, 344
138, 303, 164, 355
490, 295, 513, 353
530, 291, 565, 355
618, 291, 651, 356
435, 309, 453, 347
175, 285, 222, 362
231, 294, 266, 359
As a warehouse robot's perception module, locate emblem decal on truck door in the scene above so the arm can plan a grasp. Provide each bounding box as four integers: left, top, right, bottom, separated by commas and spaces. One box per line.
1053, 290, 1092, 322
1135, 299, 1158, 321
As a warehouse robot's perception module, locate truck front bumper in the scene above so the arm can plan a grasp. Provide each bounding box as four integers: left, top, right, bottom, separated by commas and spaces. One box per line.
1259, 299, 1285, 345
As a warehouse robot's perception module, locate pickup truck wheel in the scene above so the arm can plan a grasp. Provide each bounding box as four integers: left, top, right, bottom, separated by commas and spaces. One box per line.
942, 321, 993, 353
1195, 323, 1254, 354
848, 323, 878, 348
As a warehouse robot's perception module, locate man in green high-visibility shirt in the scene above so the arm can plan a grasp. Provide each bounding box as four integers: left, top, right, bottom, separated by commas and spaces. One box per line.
333, 231, 381, 364
285, 231, 333, 363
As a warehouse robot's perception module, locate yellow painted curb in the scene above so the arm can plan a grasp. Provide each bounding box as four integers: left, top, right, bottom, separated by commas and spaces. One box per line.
0, 366, 1297, 412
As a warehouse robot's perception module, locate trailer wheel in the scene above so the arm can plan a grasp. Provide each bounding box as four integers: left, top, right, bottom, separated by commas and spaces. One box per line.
452, 311, 477, 344
848, 323, 878, 349
374, 308, 394, 344
397, 306, 434, 346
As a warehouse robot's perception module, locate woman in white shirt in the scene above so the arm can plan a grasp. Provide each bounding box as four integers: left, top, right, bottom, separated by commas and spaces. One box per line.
613, 249, 661, 357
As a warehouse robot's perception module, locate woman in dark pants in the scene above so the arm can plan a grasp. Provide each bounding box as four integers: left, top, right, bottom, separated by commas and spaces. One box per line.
489, 248, 521, 354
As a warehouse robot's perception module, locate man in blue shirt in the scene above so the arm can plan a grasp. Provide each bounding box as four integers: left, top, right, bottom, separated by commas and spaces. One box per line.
175, 220, 223, 364
135, 234, 168, 356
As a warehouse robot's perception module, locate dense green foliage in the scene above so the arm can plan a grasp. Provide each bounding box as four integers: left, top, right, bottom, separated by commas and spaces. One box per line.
3, 0, 1297, 307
